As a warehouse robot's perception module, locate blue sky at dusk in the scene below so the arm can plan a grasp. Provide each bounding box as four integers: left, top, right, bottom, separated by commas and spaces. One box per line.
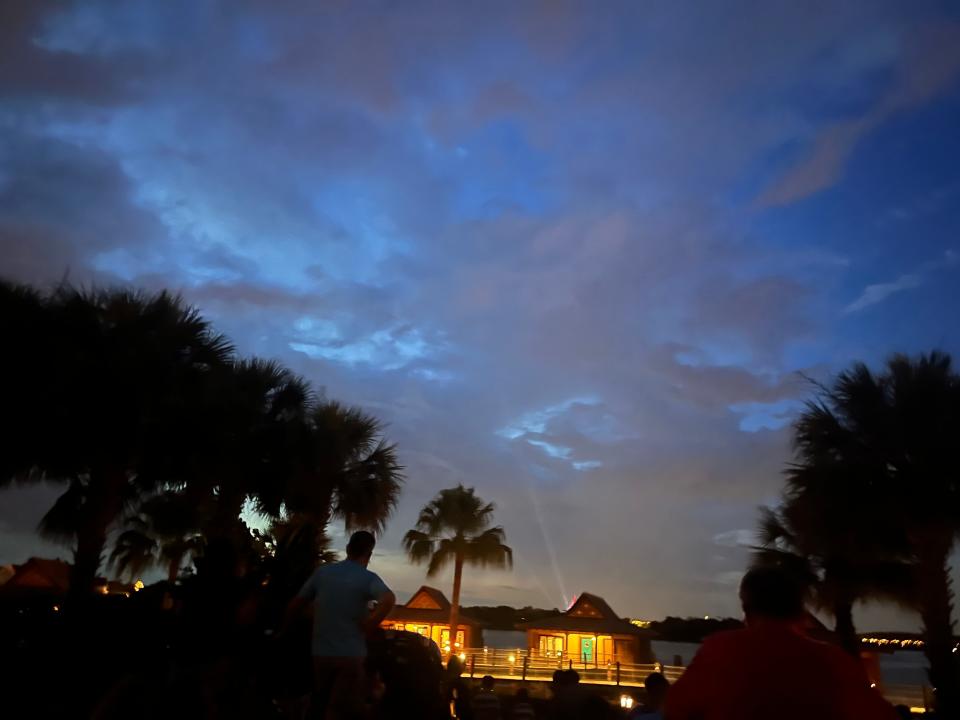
2, 1, 960, 630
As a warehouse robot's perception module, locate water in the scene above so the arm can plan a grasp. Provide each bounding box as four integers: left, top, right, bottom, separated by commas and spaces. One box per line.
484, 629, 528, 649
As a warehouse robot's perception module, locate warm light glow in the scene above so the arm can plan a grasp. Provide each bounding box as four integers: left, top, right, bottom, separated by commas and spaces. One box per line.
133, 579, 144, 591
862, 636, 924, 649
508, 654, 516, 663
99, 586, 109, 595
704, 615, 710, 620
458, 652, 466, 662
630, 619, 651, 628
52, 605, 60, 612
620, 695, 634, 709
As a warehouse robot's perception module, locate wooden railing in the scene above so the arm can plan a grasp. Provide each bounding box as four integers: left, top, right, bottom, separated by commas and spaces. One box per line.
457, 648, 931, 711
457, 648, 682, 687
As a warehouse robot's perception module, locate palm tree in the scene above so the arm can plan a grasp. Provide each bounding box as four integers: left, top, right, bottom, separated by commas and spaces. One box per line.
0, 282, 52, 484
790, 352, 960, 714
403, 485, 512, 654
271, 400, 404, 550
754, 479, 913, 656
189, 359, 312, 548
110, 490, 206, 583
108, 518, 159, 582
0, 285, 234, 596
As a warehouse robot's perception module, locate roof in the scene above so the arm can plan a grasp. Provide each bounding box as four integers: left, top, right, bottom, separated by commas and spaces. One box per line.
386, 586, 481, 627
516, 592, 652, 637
5, 557, 72, 593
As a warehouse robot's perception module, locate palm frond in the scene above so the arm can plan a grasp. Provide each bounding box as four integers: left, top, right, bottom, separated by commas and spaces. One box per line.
403, 529, 436, 565
465, 527, 513, 570
426, 538, 457, 577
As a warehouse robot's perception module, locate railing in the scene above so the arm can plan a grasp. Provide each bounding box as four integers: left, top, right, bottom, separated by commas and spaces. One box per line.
457, 648, 682, 687
457, 648, 931, 711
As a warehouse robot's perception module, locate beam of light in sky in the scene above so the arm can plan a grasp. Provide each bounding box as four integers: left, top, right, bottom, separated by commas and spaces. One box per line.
527, 483, 569, 610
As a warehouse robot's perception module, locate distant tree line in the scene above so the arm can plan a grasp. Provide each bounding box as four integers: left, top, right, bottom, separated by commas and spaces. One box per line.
0, 282, 404, 602
754, 352, 960, 716
455, 605, 743, 643
459, 604, 561, 631
648, 616, 744, 643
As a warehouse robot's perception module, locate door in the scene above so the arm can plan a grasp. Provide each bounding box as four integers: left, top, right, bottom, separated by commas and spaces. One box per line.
580, 636, 594, 663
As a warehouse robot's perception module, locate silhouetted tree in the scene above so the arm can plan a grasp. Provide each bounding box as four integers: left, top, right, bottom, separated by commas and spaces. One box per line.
404, 485, 512, 654
271, 400, 404, 553
754, 482, 913, 656
784, 352, 960, 714
1, 285, 234, 596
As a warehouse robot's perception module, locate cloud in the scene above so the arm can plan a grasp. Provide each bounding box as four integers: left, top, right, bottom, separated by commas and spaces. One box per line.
845, 273, 924, 313
713, 529, 757, 548
0, 0, 957, 628
845, 250, 958, 313
759, 21, 960, 207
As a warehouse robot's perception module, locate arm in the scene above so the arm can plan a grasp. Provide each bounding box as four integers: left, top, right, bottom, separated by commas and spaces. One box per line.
277, 594, 309, 638
362, 589, 396, 634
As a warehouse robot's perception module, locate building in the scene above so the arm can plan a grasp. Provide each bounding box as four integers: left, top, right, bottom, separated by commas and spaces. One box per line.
381, 586, 483, 652
0, 557, 72, 596
0, 557, 115, 599
516, 592, 654, 664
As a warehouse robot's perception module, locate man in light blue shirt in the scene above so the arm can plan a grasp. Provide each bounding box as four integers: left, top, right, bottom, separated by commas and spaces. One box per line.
283, 530, 395, 718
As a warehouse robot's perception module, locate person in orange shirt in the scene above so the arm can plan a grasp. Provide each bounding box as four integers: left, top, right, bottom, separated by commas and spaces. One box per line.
665, 566, 897, 720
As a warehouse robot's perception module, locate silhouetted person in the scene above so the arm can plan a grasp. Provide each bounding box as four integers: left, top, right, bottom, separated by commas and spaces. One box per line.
665, 566, 897, 720
281, 530, 395, 720
473, 675, 502, 720
445, 656, 474, 720
630, 672, 668, 719
512, 687, 536, 720
547, 669, 592, 720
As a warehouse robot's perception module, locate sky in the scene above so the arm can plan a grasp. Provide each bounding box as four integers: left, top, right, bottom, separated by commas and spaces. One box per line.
2, 0, 960, 632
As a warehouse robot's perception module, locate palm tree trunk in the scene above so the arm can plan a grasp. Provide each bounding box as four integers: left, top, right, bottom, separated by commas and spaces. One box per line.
916, 533, 960, 718
448, 551, 464, 656
72, 521, 108, 596
832, 598, 859, 658
70, 470, 125, 599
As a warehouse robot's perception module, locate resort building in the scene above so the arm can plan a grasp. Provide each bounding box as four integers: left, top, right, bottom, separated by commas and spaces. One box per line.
516, 592, 654, 664
381, 586, 483, 652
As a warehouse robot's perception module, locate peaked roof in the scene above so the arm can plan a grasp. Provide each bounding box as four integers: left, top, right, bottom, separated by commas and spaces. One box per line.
386, 585, 481, 626
7, 557, 72, 592
516, 592, 652, 636
406, 586, 450, 611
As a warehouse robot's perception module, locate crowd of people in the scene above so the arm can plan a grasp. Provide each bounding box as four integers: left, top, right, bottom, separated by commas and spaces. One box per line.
284, 531, 908, 719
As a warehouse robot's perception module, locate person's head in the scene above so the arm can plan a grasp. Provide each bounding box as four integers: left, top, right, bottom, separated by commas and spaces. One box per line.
643, 672, 669, 708
564, 669, 580, 686
346, 530, 376, 566
516, 688, 530, 702
481, 675, 495, 692
739, 566, 805, 623
446, 656, 463, 675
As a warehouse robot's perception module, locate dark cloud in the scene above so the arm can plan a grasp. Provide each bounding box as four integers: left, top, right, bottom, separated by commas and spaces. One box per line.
1, 0, 959, 627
